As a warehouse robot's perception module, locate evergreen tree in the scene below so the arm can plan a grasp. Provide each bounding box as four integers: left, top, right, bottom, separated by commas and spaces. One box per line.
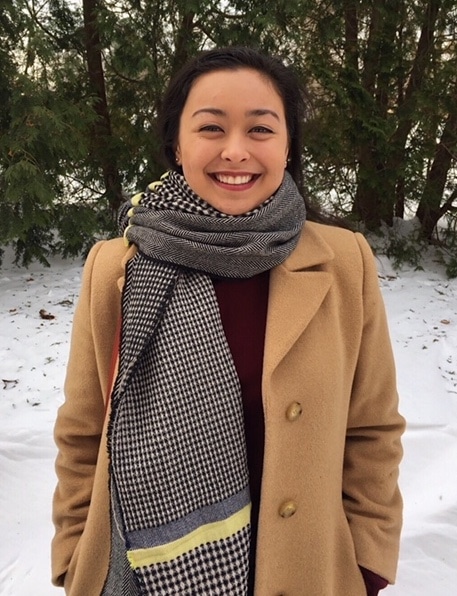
0, 0, 456, 265
295, 0, 457, 238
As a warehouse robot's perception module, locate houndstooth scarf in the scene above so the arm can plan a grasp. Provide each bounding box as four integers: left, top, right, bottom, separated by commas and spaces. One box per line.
104, 171, 306, 595
119, 170, 306, 278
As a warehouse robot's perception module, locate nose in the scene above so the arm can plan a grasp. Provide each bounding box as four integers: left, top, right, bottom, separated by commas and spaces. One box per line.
220, 133, 249, 162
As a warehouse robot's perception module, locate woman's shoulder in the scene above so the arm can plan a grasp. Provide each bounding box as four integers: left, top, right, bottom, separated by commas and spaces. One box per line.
292, 221, 375, 281
304, 220, 360, 242
88, 236, 132, 261
81, 237, 136, 296
303, 220, 372, 259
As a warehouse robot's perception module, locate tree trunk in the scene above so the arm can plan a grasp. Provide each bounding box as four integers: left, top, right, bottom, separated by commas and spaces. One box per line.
394, 176, 405, 219
386, 0, 441, 173
170, 10, 196, 76
82, 0, 122, 211
343, 0, 359, 77
350, 1, 401, 228
353, 158, 395, 228
416, 95, 457, 239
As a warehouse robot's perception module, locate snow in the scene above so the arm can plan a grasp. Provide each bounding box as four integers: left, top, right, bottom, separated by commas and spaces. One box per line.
1, 241, 457, 595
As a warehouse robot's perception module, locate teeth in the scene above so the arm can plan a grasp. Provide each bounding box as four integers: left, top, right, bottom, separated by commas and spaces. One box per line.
215, 174, 253, 185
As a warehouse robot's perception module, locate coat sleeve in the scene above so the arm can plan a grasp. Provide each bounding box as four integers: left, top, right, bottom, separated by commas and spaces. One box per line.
51, 240, 120, 587
343, 233, 405, 584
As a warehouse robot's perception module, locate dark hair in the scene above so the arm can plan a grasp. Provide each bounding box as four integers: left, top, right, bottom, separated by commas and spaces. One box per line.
159, 46, 306, 190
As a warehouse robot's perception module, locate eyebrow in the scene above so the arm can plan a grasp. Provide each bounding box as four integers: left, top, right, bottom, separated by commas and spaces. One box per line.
191, 108, 280, 121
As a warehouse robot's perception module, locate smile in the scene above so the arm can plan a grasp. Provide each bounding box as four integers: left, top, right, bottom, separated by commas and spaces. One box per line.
212, 173, 258, 185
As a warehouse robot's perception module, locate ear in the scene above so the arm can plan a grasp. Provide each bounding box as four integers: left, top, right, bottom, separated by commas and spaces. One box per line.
175, 146, 182, 166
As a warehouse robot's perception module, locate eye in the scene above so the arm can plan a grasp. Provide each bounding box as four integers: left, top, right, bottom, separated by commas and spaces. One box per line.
250, 126, 274, 134
199, 124, 223, 133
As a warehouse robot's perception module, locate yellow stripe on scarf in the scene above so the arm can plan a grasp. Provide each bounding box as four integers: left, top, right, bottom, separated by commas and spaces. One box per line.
127, 504, 251, 568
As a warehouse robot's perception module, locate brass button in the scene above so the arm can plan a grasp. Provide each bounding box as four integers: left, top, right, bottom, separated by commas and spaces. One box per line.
286, 401, 302, 421
279, 500, 297, 518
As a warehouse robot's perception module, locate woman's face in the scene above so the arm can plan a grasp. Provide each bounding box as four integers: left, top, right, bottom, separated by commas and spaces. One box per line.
176, 68, 289, 215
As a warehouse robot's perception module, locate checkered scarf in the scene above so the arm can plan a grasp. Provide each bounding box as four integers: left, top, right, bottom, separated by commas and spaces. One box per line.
119, 170, 306, 278
104, 171, 306, 594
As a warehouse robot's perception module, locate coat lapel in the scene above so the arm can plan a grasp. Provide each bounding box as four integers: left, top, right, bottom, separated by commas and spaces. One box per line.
263, 223, 334, 377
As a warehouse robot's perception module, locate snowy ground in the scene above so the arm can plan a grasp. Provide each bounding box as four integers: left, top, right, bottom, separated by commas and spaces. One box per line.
1, 241, 457, 595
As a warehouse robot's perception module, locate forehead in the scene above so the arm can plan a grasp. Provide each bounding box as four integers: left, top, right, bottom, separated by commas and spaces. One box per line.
183, 68, 285, 114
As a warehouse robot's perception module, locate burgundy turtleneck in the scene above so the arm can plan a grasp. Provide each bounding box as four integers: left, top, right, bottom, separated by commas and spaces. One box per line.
213, 271, 269, 559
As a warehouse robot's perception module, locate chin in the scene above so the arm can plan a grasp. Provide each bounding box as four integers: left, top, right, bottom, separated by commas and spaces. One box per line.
217, 202, 262, 216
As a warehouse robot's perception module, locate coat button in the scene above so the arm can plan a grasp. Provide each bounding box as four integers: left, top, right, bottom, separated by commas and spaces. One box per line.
279, 500, 297, 518
286, 401, 302, 421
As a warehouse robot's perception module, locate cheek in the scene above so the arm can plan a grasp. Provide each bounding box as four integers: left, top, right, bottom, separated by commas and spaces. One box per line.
267, 140, 288, 161
180, 139, 207, 166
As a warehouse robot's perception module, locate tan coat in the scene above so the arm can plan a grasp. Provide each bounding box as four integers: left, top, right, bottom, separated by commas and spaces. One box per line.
52, 221, 404, 595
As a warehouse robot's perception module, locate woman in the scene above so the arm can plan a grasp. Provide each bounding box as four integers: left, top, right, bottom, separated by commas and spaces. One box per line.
52, 47, 404, 596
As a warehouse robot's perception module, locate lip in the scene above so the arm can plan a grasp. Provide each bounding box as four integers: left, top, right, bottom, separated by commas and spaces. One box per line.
209, 172, 261, 190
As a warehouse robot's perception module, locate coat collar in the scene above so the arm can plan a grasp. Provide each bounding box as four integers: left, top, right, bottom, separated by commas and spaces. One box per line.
264, 223, 334, 377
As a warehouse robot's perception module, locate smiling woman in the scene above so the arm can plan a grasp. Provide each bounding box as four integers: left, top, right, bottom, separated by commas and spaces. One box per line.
175, 69, 289, 215
51, 47, 404, 596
